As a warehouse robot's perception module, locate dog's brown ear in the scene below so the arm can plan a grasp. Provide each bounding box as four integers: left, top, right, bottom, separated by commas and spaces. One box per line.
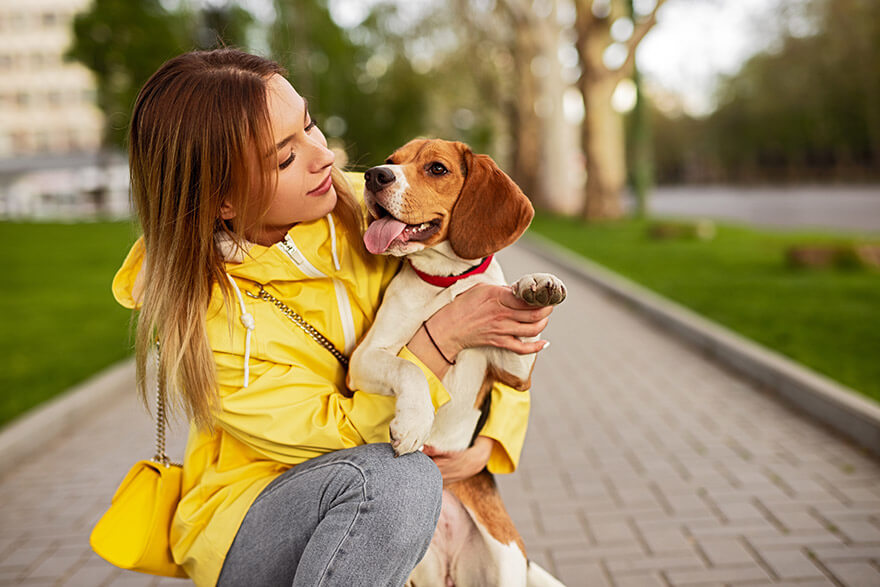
448, 149, 534, 260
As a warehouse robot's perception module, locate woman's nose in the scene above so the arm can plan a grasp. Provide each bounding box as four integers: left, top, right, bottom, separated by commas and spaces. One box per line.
309, 134, 334, 171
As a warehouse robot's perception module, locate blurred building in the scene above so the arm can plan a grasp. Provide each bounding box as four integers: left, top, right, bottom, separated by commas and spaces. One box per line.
0, 0, 102, 158
0, 0, 130, 220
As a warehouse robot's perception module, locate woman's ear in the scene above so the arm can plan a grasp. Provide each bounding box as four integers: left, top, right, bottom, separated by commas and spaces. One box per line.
447, 149, 534, 260
220, 200, 236, 220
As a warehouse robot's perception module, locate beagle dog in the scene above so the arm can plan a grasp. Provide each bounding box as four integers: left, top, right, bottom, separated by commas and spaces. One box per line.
348, 139, 566, 587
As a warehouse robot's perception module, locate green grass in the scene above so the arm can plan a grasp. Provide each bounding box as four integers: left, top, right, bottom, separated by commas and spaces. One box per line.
0, 221, 139, 427
528, 214, 880, 404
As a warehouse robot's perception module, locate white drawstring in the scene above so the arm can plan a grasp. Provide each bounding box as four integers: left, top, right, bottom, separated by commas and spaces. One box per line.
226, 274, 255, 388
326, 213, 341, 271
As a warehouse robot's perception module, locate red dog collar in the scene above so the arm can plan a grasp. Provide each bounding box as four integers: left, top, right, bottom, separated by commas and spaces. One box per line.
409, 255, 494, 288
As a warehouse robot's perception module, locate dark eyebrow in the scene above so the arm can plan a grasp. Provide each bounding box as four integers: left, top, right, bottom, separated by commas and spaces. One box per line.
273, 97, 310, 152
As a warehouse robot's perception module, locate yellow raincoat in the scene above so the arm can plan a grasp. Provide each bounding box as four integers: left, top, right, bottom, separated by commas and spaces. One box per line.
112, 174, 530, 586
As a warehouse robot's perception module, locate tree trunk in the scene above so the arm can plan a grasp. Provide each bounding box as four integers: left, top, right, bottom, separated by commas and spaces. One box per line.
573, 0, 665, 220
575, 1, 625, 220
509, 16, 543, 205
537, 1, 581, 214
580, 74, 626, 219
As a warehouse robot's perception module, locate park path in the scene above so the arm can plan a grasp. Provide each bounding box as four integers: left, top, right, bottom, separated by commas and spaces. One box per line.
1, 243, 879, 586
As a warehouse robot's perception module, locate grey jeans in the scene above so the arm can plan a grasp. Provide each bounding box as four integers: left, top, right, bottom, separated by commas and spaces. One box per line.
216, 443, 443, 587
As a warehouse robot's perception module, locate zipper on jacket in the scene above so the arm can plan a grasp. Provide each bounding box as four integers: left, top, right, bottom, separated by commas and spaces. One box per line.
277, 234, 356, 355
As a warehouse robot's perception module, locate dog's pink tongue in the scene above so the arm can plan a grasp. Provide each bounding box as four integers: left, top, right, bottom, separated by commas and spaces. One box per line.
364, 217, 407, 254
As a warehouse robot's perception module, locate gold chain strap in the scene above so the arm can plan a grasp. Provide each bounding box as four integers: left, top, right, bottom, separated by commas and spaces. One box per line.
150, 282, 348, 466
246, 285, 349, 368
153, 341, 180, 467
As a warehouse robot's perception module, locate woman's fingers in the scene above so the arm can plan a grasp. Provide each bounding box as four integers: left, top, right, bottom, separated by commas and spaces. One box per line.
507, 306, 553, 325
494, 316, 550, 338
421, 445, 445, 457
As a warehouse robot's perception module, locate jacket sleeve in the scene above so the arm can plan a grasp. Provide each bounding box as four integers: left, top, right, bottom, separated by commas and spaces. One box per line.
212, 347, 450, 465
478, 382, 531, 474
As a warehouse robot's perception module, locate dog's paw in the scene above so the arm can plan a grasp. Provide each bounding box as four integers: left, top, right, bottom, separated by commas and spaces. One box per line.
513, 273, 567, 306
389, 399, 435, 456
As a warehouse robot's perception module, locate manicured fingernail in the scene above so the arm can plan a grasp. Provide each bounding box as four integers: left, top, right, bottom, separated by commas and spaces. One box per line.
541, 340, 550, 350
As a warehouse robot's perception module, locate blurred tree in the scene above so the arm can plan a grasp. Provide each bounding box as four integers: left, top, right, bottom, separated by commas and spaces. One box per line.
436, 0, 573, 211
652, 0, 879, 184
195, 1, 254, 49
67, 0, 192, 150
421, 5, 511, 157
270, 0, 429, 166
574, 0, 665, 220
496, 1, 544, 207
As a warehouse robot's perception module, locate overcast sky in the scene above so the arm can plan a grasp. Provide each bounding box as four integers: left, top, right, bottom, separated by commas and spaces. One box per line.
638, 0, 790, 116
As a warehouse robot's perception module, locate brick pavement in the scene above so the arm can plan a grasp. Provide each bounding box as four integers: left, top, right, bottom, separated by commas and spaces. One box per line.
1, 243, 879, 586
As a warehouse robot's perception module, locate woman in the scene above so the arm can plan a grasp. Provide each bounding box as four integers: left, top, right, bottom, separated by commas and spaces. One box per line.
113, 48, 553, 586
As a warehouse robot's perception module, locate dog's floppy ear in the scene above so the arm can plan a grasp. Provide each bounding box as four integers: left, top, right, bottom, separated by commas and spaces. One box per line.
448, 148, 534, 260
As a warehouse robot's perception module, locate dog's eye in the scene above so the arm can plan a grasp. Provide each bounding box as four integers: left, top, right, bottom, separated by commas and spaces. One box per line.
385, 158, 395, 164
428, 162, 448, 176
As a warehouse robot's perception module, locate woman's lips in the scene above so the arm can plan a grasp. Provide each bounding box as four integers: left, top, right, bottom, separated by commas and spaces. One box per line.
308, 173, 333, 196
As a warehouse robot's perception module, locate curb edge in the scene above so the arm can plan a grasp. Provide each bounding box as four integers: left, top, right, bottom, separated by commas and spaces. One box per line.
0, 359, 134, 475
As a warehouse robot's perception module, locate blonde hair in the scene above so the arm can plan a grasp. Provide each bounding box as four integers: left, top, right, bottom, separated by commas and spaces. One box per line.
129, 49, 366, 428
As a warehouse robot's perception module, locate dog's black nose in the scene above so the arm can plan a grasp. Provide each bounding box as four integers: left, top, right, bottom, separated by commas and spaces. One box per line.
364, 166, 395, 193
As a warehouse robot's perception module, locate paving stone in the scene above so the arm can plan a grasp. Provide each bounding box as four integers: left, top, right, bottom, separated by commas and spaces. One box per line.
633, 524, 695, 554
807, 543, 880, 561
727, 580, 835, 587
552, 560, 610, 587
605, 552, 704, 574
823, 560, 880, 586
608, 571, 669, 587
0, 568, 24, 585
747, 531, 844, 549
22, 550, 84, 581
769, 509, 829, 533
587, 519, 638, 545
755, 548, 826, 580
0, 544, 50, 571
538, 512, 588, 537
59, 561, 119, 586
686, 517, 780, 540
104, 572, 161, 586
697, 537, 756, 566
709, 499, 767, 522
664, 563, 770, 585
550, 543, 647, 563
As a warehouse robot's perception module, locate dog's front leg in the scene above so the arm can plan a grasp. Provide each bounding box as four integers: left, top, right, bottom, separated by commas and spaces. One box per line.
486, 273, 567, 386
390, 358, 435, 456
350, 346, 435, 455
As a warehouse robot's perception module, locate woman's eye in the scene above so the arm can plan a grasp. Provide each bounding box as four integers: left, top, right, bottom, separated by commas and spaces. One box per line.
305, 119, 317, 132
279, 151, 295, 170
428, 162, 448, 176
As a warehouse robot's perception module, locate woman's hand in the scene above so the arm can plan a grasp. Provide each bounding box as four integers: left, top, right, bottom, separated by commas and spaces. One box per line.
426, 283, 553, 363
423, 436, 496, 485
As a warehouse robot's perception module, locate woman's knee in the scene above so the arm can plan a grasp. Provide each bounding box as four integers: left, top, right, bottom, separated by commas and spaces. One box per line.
356, 443, 442, 524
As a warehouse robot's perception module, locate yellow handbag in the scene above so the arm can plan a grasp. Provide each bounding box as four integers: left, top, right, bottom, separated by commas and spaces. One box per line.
90, 347, 188, 578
